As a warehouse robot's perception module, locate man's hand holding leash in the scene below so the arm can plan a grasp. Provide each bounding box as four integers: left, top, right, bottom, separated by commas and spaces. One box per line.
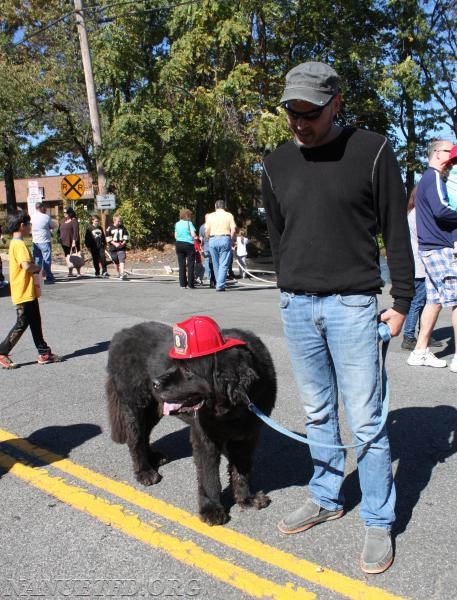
379, 308, 406, 337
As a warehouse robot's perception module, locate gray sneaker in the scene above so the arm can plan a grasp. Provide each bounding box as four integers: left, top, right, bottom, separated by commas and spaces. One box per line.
401, 336, 442, 350
277, 498, 344, 534
360, 527, 394, 574
401, 335, 416, 350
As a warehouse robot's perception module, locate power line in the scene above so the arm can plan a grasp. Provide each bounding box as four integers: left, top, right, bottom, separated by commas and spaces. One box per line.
13, 0, 196, 47
13, 14, 70, 46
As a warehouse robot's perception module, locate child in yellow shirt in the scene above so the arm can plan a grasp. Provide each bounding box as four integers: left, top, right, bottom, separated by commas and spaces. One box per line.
0, 212, 60, 369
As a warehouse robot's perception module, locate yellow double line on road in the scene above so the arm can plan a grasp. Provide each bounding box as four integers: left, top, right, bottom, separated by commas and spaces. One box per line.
0, 428, 408, 600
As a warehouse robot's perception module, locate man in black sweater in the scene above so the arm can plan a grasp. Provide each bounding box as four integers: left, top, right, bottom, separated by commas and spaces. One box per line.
262, 61, 414, 574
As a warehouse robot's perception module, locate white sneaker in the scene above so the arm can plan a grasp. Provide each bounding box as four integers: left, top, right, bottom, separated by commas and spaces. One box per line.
407, 348, 447, 368
449, 356, 457, 373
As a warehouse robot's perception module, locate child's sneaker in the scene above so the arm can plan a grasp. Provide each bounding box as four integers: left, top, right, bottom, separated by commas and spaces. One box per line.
0, 354, 18, 369
37, 353, 62, 365
102, 272, 109, 278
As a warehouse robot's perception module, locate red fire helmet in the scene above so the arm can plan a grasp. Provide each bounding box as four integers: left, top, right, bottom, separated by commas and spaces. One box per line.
169, 316, 246, 359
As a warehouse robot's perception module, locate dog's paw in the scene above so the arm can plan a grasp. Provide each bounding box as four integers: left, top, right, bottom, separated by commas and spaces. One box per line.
199, 505, 230, 526
136, 469, 162, 486
252, 490, 271, 509
237, 491, 271, 510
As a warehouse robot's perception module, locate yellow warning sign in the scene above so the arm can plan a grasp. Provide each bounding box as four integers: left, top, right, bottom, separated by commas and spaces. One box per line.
61, 175, 85, 200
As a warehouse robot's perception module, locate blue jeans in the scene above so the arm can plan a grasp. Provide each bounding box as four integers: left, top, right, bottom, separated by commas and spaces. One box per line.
279, 292, 395, 529
33, 242, 55, 281
209, 236, 232, 290
201, 244, 211, 280
203, 255, 211, 279
403, 278, 426, 338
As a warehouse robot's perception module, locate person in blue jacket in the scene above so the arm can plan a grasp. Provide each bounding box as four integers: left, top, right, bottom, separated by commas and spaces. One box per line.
407, 139, 457, 372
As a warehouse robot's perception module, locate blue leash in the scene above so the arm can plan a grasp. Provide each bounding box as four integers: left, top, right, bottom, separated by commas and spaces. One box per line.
248, 322, 391, 449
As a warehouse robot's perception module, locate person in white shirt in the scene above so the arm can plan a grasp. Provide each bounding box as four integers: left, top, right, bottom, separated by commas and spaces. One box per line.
31, 203, 55, 284
235, 229, 249, 278
205, 200, 236, 292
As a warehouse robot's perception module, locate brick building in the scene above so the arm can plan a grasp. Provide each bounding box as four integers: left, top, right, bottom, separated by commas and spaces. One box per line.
0, 173, 94, 217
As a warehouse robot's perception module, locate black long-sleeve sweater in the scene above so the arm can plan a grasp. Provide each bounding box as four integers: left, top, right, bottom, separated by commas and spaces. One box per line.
262, 127, 414, 314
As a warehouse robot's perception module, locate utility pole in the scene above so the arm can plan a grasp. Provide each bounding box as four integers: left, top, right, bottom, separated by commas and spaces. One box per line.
74, 0, 107, 204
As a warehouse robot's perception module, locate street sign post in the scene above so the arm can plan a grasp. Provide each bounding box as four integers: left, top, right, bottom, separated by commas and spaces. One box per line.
61, 174, 86, 200
95, 194, 116, 210
27, 180, 43, 214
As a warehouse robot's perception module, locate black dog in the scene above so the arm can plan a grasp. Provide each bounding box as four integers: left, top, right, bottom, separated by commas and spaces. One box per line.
106, 321, 276, 525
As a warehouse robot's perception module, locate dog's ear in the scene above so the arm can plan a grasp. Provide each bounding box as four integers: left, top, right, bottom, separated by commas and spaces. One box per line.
237, 363, 259, 393
213, 352, 259, 406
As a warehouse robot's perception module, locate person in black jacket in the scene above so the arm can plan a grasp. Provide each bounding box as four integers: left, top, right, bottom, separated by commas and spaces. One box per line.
0, 224, 5, 285
262, 61, 414, 575
84, 214, 108, 278
105, 214, 129, 280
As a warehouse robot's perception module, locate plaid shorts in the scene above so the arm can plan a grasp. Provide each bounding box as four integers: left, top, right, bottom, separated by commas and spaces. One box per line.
419, 247, 457, 307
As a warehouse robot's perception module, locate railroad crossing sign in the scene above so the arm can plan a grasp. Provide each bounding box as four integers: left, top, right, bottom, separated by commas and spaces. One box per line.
61, 174, 85, 200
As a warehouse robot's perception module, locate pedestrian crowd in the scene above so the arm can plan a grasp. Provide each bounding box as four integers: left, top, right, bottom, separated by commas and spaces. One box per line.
173, 201, 249, 291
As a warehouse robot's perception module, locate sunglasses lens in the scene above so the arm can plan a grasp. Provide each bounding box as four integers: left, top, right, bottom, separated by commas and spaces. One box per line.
284, 105, 322, 120
303, 110, 321, 121
284, 97, 333, 121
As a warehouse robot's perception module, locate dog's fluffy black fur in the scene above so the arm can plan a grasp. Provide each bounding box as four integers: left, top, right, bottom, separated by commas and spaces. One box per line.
106, 321, 276, 525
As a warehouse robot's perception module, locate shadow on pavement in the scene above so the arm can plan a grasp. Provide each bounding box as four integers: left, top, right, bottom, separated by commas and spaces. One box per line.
63, 340, 110, 359
432, 325, 455, 357
341, 405, 457, 535
152, 426, 192, 463
135, 419, 313, 513
390, 405, 457, 535
0, 423, 102, 477
5, 405, 448, 535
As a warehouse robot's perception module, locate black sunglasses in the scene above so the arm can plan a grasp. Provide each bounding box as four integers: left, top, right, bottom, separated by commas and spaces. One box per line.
283, 96, 334, 121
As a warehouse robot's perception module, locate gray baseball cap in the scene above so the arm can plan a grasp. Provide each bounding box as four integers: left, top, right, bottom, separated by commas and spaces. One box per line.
280, 61, 340, 106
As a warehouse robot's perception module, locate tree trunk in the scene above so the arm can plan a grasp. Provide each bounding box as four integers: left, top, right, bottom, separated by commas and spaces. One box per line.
2, 141, 17, 214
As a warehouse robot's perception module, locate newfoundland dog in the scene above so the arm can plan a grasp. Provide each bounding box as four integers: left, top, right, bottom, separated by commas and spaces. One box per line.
106, 318, 276, 525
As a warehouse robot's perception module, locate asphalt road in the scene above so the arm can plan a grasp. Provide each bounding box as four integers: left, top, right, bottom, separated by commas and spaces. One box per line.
0, 263, 456, 600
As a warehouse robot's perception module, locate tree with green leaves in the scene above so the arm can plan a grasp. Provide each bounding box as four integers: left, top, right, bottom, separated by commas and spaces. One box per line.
2, 0, 456, 240
0, 30, 47, 212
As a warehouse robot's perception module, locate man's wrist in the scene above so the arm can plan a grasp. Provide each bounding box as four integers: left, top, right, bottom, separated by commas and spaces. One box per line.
392, 297, 411, 315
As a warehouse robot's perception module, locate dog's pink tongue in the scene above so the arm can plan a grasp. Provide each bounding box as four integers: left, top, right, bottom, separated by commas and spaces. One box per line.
162, 402, 181, 416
